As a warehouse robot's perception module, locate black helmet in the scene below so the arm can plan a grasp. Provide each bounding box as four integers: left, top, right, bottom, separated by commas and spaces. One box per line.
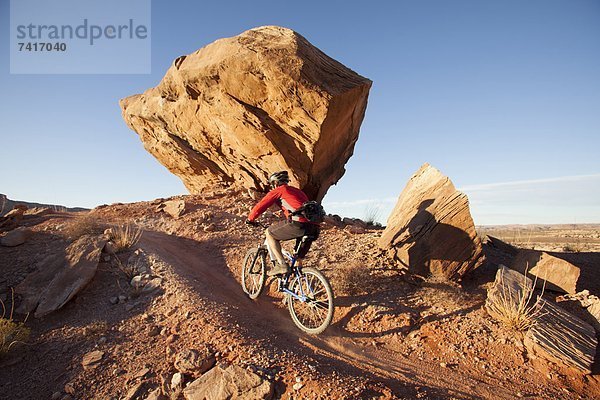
268, 171, 289, 187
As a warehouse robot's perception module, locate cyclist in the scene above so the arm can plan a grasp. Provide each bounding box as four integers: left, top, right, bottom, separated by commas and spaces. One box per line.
246, 171, 320, 276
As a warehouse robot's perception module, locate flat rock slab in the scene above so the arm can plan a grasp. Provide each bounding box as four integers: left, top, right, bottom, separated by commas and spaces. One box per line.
15, 234, 107, 317
183, 364, 273, 400
525, 299, 597, 373
378, 163, 484, 280
511, 250, 581, 294
486, 266, 597, 373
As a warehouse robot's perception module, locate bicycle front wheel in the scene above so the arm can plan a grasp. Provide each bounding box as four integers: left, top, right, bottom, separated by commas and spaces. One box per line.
241, 248, 266, 299
288, 267, 334, 334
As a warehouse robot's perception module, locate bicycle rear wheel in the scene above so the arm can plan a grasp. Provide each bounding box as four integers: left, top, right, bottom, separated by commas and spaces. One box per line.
287, 267, 334, 334
241, 248, 266, 299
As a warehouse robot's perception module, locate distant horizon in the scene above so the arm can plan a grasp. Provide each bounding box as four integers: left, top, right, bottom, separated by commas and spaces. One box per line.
3, 180, 600, 227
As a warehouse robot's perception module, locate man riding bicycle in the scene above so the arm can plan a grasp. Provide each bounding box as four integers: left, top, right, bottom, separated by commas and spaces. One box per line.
246, 171, 320, 276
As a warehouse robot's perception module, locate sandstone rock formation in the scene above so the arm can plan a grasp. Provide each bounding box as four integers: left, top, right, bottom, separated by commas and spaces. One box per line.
510, 250, 581, 294
486, 266, 597, 373
120, 26, 371, 201
558, 290, 600, 332
525, 299, 597, 373
378, 163, 484, 280
16, 234, 107, 317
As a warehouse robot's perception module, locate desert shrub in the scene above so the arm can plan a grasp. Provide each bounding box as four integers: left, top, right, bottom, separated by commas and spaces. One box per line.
114, 257, 138, 279
562, 243, 583, 253
0, 292, 30, 357
113, 251, 148, 280
64, 213, 104, 239
332, 263, 372, 296
363, 205, 381, 226
487, 268, 546, 331
108, 223, 142, 253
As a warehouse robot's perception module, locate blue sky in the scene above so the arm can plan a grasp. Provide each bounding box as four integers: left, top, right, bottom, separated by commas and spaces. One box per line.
1, 0, 599, 225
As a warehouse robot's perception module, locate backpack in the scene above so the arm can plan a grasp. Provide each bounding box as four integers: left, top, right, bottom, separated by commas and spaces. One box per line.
291, 201, 326, 224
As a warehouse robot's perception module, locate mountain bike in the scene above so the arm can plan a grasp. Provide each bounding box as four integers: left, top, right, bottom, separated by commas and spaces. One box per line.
241, 223, 334, 334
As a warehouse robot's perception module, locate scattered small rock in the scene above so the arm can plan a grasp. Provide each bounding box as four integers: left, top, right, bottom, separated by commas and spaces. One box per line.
171, 372, 184, 390
82, 350, 104, 370
174, 346, 216, 377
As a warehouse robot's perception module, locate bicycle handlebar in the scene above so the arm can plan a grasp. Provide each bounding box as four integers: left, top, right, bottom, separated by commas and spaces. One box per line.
245, 220, 269, 229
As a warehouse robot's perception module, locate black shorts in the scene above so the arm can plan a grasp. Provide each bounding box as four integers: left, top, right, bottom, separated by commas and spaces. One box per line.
267, 220, 320, 258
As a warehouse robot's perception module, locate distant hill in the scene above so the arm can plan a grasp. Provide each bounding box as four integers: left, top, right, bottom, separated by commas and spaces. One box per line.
0, 193, 88, 216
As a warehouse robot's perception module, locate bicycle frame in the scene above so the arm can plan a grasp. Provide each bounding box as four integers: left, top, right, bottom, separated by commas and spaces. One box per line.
259, 235, 316, 304
279, 249, 316, 303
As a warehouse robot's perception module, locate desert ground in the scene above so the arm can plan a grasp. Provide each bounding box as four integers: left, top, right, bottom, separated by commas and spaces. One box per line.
478, 225, 600, 253
1, 190, 599, 400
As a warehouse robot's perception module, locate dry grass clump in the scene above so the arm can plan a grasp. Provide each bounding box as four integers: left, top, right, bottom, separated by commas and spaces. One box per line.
0, 292, 30, 357
332, 263, 372, 296
108, 223, 142, 253
487, 267, 546, 331
363, 205, 381, 226
562, 243, 583, 253
64, 213, 104, 239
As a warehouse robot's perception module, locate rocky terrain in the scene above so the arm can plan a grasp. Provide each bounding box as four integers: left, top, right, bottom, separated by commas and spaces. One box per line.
2, 24, 599, 400
1, 191, 599, 399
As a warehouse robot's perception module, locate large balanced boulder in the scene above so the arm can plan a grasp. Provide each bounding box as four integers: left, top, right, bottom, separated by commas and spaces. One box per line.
120, 26, 371, 201
378, 163, 484, 280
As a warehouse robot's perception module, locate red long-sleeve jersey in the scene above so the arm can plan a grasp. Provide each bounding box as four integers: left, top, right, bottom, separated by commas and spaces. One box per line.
248, 184, 310, 223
